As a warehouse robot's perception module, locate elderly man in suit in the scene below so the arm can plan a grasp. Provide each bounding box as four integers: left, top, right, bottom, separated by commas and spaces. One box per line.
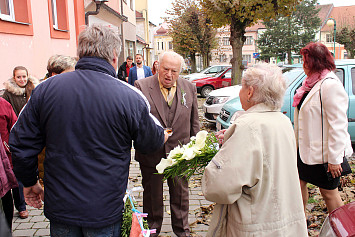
134, 51, 200, 237
128, 54, 153, 85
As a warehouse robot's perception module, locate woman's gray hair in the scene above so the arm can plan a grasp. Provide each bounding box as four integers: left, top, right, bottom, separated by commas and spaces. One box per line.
77, 24, 121, 63
158, 51, 185, 72
47, 54, 77, 75
243, 63, 286, 110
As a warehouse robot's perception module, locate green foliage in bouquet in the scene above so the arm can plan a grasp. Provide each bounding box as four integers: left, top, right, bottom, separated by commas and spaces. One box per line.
157, 131, 219, 180
121, 197, 149, 237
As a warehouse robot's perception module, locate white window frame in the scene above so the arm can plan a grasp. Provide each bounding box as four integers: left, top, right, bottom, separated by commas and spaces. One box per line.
51, 0, 59, 29
222, 37, 230, 46
0, 0, 15, 21
243, 54, 252, 63
245, 36, 253, 45
326, 33, 332, 43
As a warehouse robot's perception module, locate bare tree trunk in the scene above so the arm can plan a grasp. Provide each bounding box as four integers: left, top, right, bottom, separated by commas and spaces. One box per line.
230, 19, 246, 85
288, 49, 292, 65
202, 53, 208, 68
191, 53, 197, 73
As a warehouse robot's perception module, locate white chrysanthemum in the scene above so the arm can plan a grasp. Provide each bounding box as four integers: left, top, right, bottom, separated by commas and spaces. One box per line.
156, 158, 174, 174
194, 130, 208, 150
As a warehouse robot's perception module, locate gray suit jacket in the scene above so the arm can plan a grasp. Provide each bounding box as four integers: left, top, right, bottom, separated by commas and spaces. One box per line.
134, 74, 200, 167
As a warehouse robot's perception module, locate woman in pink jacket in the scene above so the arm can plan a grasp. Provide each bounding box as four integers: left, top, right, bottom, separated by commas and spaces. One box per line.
0, 97, 20, 229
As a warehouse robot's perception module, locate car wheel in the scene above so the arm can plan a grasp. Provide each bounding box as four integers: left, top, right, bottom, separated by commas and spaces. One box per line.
201, 86, 214, 98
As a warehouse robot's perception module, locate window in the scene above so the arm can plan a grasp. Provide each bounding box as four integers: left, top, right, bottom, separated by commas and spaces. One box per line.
161, 42, 164, 50
334, 68, 344, 85
224, 71, 232, 78
0, 0, 33, 35
352, 68, 355, 94
157, 42, 159, 50
0, 0, 14, 21
208, 67, 219, 74
51, 0, 58, 29
326, 33, 332, 43
245, 36, 253, 45
126, 41, 134, 57
169, 41, 173, 50
219, 54, 227, 62
242, 54, 251, 63
130, 0, 134, 10
48, 0, 69, 39
344, 52, 348, 59
222, 37, 229, 46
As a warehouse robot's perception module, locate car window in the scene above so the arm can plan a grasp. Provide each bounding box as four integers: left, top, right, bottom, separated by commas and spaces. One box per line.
208, 67, 219, 73
224, 71, 232, 78
334, 68, 344, 85
215, 68, 231, 77
352, 67, 355, 95
199, 67, 211, 73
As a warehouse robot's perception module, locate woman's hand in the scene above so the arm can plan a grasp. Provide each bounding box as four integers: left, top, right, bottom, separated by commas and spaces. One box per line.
215, 129, 227, 145
327, 163, 343, 178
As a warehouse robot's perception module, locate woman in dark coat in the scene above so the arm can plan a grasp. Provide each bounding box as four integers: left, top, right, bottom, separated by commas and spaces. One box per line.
2, 66, 39, 219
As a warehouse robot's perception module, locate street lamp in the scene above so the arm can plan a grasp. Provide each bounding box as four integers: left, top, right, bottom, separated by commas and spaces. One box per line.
326, 18, 336, 57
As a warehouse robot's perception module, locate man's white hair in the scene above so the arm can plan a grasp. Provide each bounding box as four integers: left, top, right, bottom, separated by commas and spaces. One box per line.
158, 51, 185, 72
243, 63, 286, 110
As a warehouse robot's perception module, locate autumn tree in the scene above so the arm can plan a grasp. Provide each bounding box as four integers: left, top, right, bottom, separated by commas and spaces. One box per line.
257, 0, 321, 64
336, 26, 355, 59
201, 0, 301, 85
167, 0, 217, 72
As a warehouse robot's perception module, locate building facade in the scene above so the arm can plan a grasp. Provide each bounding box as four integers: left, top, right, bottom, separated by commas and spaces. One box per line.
153, 22, 173, 61
210, 4, 354, 66
0, 0, 85, 85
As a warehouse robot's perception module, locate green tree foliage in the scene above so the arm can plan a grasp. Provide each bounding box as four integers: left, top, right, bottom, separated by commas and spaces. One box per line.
257, 0, 321, 64
336, 26, 355, 59
201, 0, 301, 85
167, 0, 218, 72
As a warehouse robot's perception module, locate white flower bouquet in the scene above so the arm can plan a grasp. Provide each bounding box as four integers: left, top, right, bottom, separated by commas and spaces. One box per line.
156, 131, 219, 180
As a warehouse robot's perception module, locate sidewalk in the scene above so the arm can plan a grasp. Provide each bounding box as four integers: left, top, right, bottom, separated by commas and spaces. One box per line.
12, 157, 212, 237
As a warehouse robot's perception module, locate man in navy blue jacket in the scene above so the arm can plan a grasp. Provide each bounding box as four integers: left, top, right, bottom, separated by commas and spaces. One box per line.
10, 24, 167, 237
128, 54, 153, 86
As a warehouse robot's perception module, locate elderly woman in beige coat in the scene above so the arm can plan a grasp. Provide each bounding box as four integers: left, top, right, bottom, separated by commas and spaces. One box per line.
202, 63, 307, 237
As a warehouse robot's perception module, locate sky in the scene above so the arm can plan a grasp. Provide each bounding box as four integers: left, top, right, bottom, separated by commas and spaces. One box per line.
148, 0, 355, 26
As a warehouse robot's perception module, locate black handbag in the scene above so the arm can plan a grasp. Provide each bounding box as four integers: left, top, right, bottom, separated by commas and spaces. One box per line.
320, 79, 352, 181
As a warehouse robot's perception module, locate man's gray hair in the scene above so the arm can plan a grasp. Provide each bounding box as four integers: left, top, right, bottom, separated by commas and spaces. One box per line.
77, 24, 121, 63
158, 51, 185, 72
243, 63, 286, 110
47, 54, 77, 75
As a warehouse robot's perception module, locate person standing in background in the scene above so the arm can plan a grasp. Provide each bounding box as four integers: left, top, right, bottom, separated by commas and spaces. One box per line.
152, 60, 159, 75
134, 51, 200, 237
38, 54, 77, 181
0, 97, 18, 229
2, 66, 39, 219
118, 56, 135, 82
128, 54, 153, 86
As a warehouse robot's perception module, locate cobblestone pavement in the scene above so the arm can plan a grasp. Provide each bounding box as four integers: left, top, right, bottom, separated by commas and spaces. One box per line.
11, 157, 212, 237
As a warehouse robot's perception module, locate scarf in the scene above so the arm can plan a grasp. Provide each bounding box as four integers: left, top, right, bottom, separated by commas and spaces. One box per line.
292, 69, 330, 107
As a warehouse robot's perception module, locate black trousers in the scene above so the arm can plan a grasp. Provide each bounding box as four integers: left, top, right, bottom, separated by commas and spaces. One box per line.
1, 190, 13, 230
12, 180, 26, 212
